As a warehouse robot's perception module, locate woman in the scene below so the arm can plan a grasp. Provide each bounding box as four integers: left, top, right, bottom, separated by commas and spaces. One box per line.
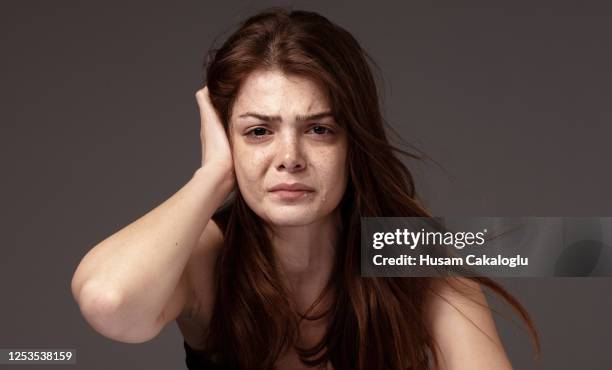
71, 7, 539, 370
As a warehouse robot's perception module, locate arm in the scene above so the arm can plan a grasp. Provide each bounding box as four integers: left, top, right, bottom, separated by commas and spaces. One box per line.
71, 87, 234, 343
426, 278, 514, 370
71, 166, 232, 343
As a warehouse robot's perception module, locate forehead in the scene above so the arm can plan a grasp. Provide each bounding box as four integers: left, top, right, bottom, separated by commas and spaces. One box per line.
232, 69, 331, 118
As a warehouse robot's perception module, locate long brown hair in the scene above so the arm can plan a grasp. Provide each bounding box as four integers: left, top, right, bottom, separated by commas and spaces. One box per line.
202, 7, 540, 370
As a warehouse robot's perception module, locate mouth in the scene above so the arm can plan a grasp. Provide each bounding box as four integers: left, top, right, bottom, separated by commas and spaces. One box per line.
269, 189, 314, 201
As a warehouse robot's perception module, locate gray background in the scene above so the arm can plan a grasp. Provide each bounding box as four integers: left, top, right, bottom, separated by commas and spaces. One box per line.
1, 1, 611, 369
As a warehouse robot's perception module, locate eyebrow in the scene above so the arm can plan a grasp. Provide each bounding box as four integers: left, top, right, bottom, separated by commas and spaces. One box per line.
237, 111, 334, 123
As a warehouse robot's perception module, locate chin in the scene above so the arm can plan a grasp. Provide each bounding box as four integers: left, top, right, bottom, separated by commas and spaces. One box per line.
264, 207, 321, 227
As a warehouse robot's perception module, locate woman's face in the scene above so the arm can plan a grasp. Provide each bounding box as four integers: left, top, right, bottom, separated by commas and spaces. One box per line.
229, 69, 348, 227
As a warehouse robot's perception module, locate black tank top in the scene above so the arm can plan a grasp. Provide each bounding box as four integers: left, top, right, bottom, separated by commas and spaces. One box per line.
184, 340, 240, 370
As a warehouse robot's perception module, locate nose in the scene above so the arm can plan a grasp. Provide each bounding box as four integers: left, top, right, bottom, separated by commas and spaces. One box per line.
275, 132, 306, 173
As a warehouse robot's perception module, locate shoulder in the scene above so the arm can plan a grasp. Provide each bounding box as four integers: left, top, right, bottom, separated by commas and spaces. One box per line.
425, 277, 514, 370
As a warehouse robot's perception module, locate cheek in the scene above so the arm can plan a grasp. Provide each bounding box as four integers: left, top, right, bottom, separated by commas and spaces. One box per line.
315, 147, 348, 190
232, 145, 268, 190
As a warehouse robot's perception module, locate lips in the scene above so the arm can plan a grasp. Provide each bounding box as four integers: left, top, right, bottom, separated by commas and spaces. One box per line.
268, 183, 315, 192
268, 183, 315, 201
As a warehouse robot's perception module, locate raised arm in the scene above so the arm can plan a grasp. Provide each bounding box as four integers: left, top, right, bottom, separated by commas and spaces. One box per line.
71, 87, 234, 343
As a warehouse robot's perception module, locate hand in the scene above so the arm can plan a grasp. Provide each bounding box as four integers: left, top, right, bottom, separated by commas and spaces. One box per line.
195, 86, 235, 184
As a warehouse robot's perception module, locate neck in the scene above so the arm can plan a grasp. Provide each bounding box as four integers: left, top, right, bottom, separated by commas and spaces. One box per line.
268, 209, 342, 313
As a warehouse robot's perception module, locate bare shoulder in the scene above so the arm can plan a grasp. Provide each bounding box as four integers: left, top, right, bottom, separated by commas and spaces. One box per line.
425, 277, 513, 370
172, 218, 224, 348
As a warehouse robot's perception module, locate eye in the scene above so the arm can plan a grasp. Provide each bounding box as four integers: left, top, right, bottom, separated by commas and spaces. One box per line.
244, 127, 271, 140
308, 125, 334, 136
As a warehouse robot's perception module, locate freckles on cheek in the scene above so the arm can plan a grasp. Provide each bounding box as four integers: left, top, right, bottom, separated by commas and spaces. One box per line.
321, 147, 346, 171
235, 147, 266, 184
327, 150, 348, 188
313, 150, 341, 185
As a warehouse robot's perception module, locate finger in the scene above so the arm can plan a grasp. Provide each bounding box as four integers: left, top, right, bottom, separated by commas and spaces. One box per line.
195, 86, 208, 109
195, 87, 216, 123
